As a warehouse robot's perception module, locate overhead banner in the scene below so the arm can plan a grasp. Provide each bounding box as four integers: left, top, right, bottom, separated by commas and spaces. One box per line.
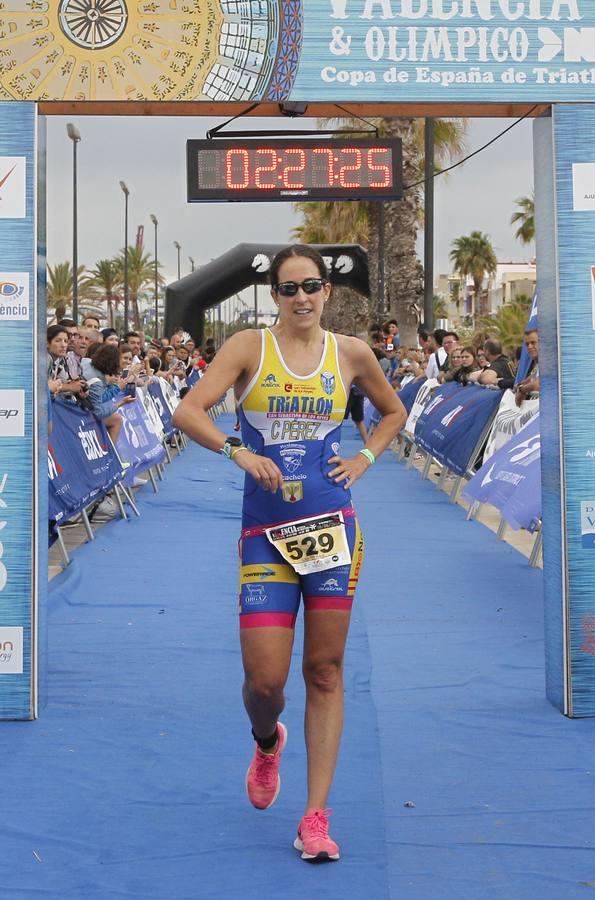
1, 2, 595, 103
414, 382, 501, 475
48, 400, 123, 524
463, 413, 541, 531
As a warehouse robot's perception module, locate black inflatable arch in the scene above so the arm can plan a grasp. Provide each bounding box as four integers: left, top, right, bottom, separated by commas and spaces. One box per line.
164, 243, 369, 342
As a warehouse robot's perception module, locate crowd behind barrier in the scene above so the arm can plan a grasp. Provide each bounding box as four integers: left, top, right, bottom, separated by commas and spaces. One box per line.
360, 310, 541, 565
47, 309, 540, 568
47, 321, 227, 568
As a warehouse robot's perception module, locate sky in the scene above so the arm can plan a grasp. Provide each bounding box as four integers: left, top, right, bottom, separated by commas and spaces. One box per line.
46, 113, 535, 316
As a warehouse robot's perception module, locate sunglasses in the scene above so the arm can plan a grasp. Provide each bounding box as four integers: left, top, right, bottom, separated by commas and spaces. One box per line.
273, 278, 327, 297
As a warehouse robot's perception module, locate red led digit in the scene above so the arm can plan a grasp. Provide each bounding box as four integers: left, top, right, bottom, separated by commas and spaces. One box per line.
254, 147, 278, 189
225, 148, 249, 189
282, 148, 306, 189
313, 147, 334, 187
367, 148, 391, 188
338, 148, 362, 188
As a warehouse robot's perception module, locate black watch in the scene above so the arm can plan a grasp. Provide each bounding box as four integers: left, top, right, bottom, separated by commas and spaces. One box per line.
221, 436, 243, 459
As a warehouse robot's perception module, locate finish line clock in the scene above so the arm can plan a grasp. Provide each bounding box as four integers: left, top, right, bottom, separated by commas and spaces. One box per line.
186, 139, 402, 202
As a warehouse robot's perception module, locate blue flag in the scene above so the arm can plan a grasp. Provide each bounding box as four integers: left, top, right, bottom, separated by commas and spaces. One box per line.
415, 382, 501, 476
514, 291, 538, 385
463, 413, 541, 531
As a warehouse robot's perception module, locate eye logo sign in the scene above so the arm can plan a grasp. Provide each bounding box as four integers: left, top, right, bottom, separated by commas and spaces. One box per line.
0, 157, 26, 219
0, 273, 29, 320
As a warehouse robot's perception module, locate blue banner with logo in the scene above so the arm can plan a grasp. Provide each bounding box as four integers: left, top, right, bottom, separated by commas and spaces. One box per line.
147, 381, 176, 437
115, 395, 166, 483
415, 382, 501, 476
515, 292, 538, 385
463, 414, 541, 531
398, 377, 427, 414
48, 399, 123, 524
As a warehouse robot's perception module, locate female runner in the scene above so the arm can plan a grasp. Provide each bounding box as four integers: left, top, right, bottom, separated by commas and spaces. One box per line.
172, 245, 406, 862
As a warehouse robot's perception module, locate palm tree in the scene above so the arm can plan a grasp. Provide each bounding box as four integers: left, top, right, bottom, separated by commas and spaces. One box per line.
114, 246, 161, 329
510, 193, 535, 245
293, 117, 468, 343
82, 258, 121, 327
477, 296, 532, 356
449, 231, 498, 321
47, 261, 85, 322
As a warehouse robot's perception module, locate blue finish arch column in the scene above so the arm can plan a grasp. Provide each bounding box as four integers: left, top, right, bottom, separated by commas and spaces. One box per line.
0, 102, 46, 719
534, 105, 595, 717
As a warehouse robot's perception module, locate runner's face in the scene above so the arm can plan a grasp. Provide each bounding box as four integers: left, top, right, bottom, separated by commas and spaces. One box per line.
271, 257, 330, 329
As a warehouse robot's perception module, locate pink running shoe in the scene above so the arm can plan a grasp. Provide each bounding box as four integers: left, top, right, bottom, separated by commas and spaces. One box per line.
294, 809, 340, 862
245, 722, 288, 810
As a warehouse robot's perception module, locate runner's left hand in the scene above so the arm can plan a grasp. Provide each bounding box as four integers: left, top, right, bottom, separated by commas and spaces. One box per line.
328, 454, 371, 490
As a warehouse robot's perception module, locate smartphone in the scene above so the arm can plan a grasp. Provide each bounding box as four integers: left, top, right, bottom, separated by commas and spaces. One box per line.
386, 343, 394, 351
124, 382, 136, 398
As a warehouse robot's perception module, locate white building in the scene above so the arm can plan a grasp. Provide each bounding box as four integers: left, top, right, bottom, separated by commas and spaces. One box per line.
435, 261, 536, 323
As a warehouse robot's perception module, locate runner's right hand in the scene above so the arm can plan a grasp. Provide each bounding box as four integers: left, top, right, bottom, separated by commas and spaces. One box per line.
232, 451, 283, 493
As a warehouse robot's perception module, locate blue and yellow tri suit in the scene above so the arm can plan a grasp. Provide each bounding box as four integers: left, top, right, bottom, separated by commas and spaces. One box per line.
238, 328, 364, 629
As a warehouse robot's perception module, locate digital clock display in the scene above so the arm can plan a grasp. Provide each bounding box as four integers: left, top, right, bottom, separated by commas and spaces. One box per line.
186, 138, 402, 203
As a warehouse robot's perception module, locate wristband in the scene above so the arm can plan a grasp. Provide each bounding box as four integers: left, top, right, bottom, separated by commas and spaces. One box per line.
359, 448, 376, 466
230, 445, 249, 460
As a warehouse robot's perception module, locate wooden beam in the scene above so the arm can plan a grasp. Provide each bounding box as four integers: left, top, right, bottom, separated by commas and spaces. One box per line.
37, 100, 550, 119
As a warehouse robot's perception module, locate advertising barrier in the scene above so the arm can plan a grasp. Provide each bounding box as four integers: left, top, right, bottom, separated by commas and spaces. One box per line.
398, 376, 427, 415
483, 389, 540, 461
414, 382, 502, 476
48, 399, 123, 525
147, 381, 177, 438
463, 414, 541, 532
404, 377, 438, 435
115, 395, 166, 485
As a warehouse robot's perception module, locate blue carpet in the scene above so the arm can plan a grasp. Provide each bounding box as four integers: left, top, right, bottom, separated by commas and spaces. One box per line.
1, 416, 593, 899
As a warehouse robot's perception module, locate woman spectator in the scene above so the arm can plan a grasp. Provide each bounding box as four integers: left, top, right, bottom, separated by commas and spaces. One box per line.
47, 325, 87, 400
444, 346, 480, 385
81, 344, 135, 444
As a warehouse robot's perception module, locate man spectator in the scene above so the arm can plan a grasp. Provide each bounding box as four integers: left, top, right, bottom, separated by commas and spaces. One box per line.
58, 318, 78, 353
170, 329, 183, 351
65, 327, 91, 379
515, 330, 539, 405
479, 339, 516, 390
124, 331, 143, 363
82, 313, 101, 330
425, 329, 449, 380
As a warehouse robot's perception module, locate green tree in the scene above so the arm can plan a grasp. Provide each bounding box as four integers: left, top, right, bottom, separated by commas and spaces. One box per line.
433, 295, 448, 319
47, 261, 85, 322
510, 193, 535, 245
449, 231, 498, 321
82, 258, 121, 327
114, 246, 160, 329
293, 117, 468, 342
477, 296, 532, 357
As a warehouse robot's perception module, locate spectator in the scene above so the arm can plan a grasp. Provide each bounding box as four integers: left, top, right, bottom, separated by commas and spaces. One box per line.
515, 330, 539, 406
82, 314, 101, 330
81, 344, 135, 444
160, 347, 175, 371
170, 329, 183, 350
344, 383, 368, 443
382, 318, 400, 351
47, 325, 87, 401
176, 345, 190, 366
425, 329, 449, 379
185, 339, 196, 355
439, 347, 462, 383
84, 328, 103, 346
101, 328, 120, 346
65, 328, 87, 379
444, 346, 479, 385
85, 341, 102, 359
371, 346, 390, 376
124, 331, 143, 362
417, 327, 432, 356
58, 318, 79, 355
480, 339, 516, 390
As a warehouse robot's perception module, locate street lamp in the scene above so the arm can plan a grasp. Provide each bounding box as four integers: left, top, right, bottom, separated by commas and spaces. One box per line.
119, 180, 130, 332
66, 123, 81, 323
189, 256, 195, 273
150, 214, 159, 339
173, 241, 181, 280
